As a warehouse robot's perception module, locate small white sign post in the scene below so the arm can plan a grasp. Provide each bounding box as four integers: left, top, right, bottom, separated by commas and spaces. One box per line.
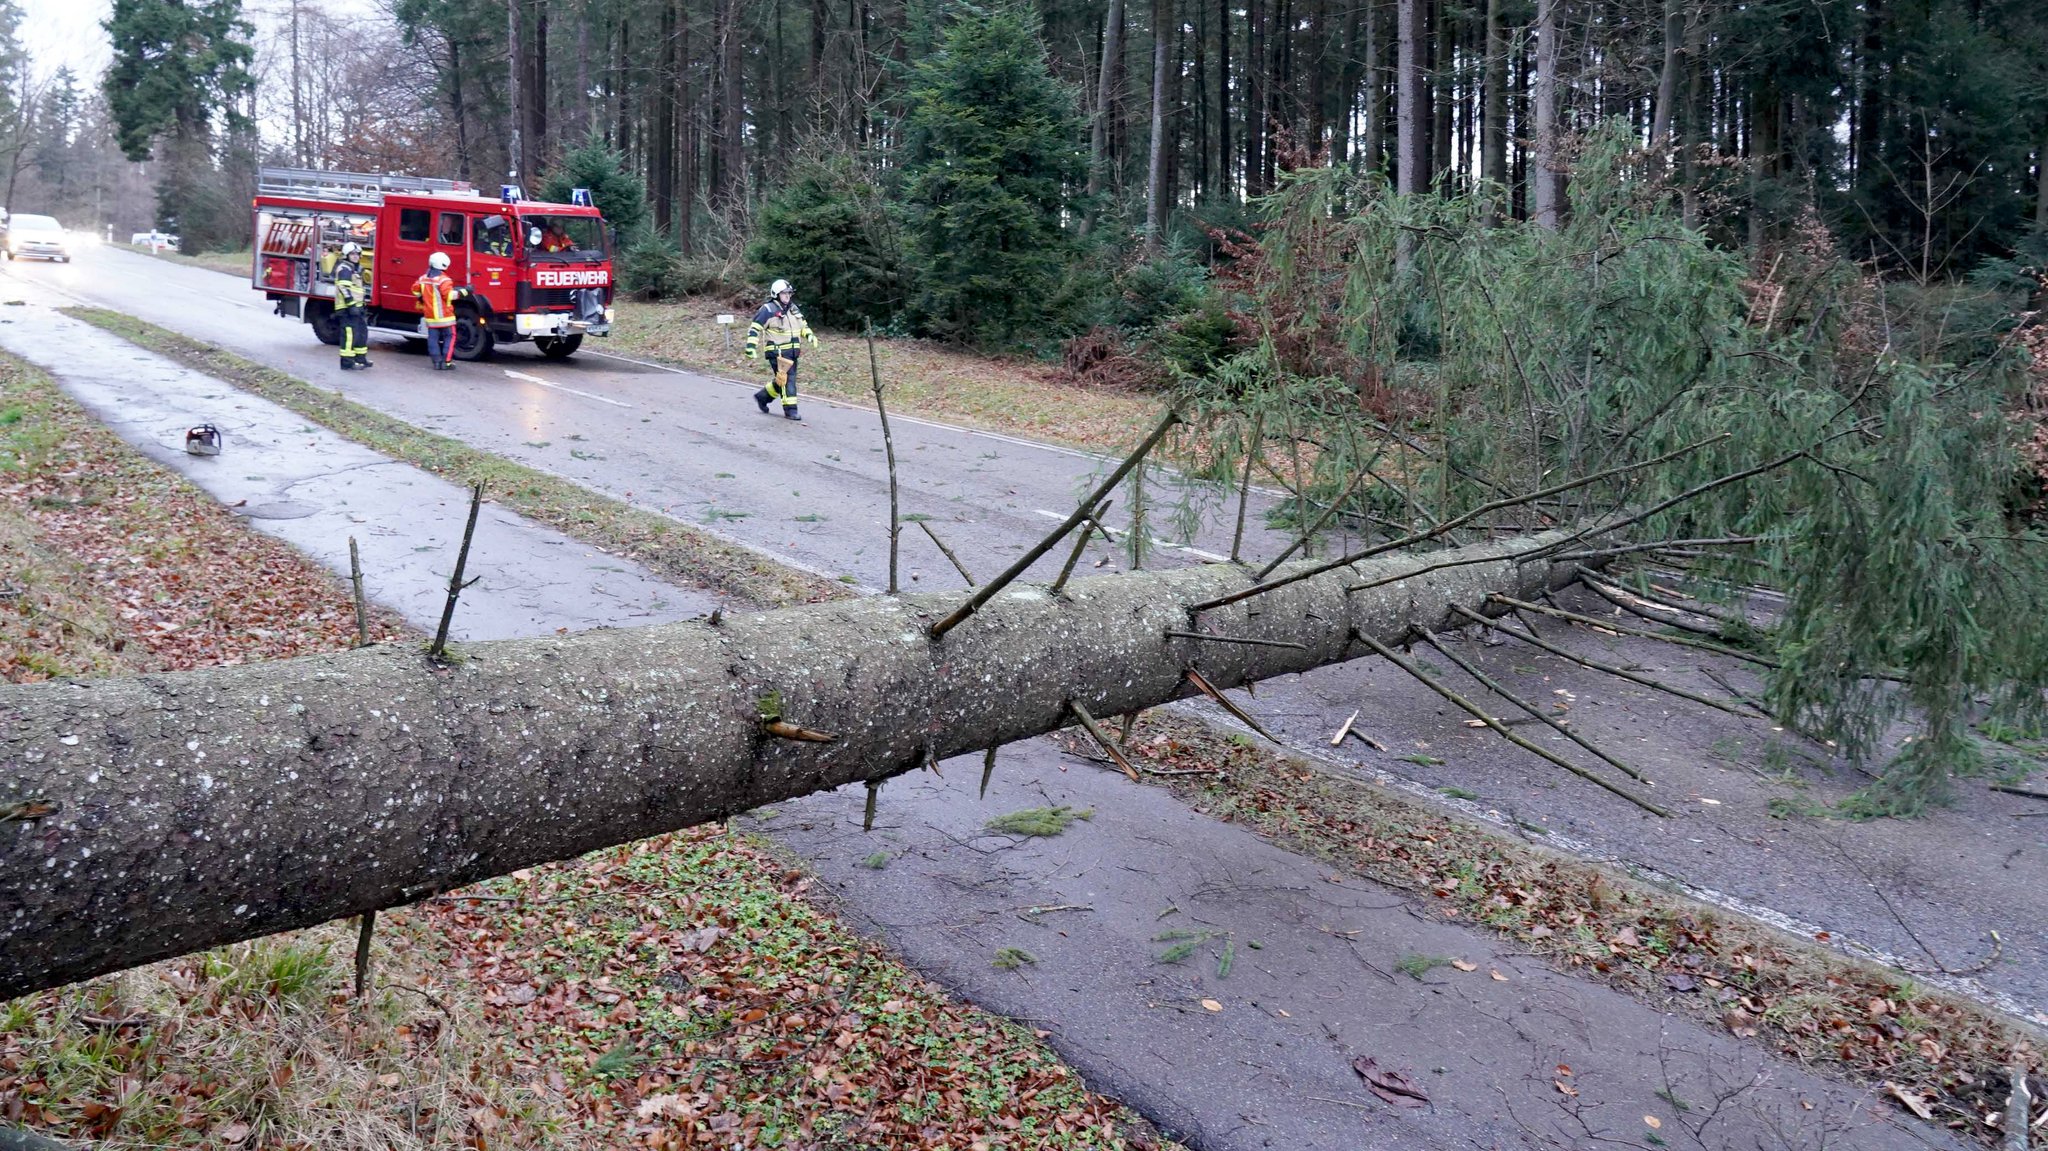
716, 313, 736, 351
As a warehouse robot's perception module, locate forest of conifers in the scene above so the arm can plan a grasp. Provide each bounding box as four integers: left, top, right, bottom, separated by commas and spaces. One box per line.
24, 0, 2036, 285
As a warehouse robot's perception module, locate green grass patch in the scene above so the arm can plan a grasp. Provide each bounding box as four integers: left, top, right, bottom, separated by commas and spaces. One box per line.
986, 805, 1093, 838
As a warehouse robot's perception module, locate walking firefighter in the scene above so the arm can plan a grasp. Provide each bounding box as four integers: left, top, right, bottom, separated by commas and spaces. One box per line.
745, 279, 818, 421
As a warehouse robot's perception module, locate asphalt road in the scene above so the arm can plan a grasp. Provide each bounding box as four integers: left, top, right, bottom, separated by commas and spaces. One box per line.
0, 244, 1295, 595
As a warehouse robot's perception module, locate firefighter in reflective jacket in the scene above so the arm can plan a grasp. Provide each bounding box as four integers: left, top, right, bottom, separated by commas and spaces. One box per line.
412, 251, 471, 370
334, 242, 372, 371
744, 279, 817, 421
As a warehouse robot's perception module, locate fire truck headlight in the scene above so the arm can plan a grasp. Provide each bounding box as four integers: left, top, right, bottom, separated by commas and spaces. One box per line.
604, 307, 615, 323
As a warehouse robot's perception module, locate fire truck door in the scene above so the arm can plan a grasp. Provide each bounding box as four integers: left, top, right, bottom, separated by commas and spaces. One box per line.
383, 206, 435, 310
435, 212, 471, 286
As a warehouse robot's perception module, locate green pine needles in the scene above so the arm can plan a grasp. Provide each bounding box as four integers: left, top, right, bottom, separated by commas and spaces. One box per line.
1171, 125, 2047, 814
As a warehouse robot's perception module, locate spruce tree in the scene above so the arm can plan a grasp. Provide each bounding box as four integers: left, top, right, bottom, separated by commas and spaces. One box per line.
898, 5, 1088, 345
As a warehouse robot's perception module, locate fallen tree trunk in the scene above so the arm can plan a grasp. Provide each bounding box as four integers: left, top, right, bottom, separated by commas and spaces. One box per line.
1, 528, 1593, 1000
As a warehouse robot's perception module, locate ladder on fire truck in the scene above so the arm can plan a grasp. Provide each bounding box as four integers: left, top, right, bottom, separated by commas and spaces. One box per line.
256, 166, 475, 205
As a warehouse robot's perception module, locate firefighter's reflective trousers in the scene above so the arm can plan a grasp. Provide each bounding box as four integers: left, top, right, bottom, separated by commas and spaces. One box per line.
339, 307, 368, 367
756, 349, 800, 410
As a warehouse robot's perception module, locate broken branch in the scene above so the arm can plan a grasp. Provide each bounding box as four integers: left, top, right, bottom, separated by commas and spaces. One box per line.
1352, 630, 1671, 817
931, 410, 1179, 638
1068, 700, 1138, 781
1417, 627, 1648, 782
1454, 605, 1760, 719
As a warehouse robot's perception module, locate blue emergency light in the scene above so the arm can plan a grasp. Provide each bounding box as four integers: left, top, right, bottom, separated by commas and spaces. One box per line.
499, 184, 525, 203
571, 187, 593, 207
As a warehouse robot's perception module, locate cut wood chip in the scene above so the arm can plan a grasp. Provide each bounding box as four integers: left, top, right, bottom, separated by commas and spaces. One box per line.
1644, 1116, 1662, 1129
1885, 1081, 1934, 1121
1200, 998, 1223, 1012
1450, 959, 1478, 972
1489, 969, 1509, 981
1332, 710, 1360, 746
1353, 1057, 1430, 1108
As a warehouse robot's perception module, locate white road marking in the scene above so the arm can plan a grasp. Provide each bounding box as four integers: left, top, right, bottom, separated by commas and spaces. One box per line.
503, 368, 633, 408
1029, 508, 1230, 563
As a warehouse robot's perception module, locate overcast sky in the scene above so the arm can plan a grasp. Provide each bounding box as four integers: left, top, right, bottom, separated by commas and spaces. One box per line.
22, 0, 113, 78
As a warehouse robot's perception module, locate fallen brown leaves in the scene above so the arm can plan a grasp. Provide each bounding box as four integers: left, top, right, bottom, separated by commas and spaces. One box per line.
1109, 712, 2042, 1147
415, 831, 1163, 1149
0, 354, 403, 683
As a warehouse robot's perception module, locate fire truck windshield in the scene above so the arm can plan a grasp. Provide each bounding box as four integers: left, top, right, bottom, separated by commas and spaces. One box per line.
523, 215, 607, 260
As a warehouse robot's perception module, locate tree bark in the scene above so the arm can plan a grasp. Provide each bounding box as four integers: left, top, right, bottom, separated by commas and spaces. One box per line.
1088, 0, 1125, 206
1396, 0, 1422, 195
1216, 0, 1230, 196
505, 0, 523, 178
1649, 0, 1680, 154
1245, 0, 1265, 194
1481, 0, 1505, 208
1146, 0, 1170, 248
1530, 0, 1558, 228
0, 530, 1594, 1000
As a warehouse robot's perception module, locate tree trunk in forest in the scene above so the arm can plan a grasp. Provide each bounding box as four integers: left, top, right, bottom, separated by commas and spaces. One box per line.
1649, 0, 1679, 153
1481, 0, 1505, 211
1245, 0, 1265, 194
1216, 0, 1230, 196
652, 1, 678, 233
531, 4, 549, 169
1680, 9, 1705, 227
448, 37, 472, 182
506, 0, 524, 178
0, 530, 1596, 1001
717, 0, 743, 207
1363, 0, 1382, 175
811, 0, 828, 127
1396, 0, 1422, 195
1308, 0, 1328, 155
2036, 132, 2046, 228
1147, 0, 1170, 247
1089, 0, 1125, 207
1530, 0, 1558, 228
1856, 0, 1883, 188
576, 0, 592, 137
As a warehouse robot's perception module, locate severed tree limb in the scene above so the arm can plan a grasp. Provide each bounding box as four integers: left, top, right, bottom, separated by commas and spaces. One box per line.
429, 483, 485, 660
1490, 594, 1778, 668
864, 780, 881, 832
1573, 569, 1735, 637
0, 524, 1594, 999
1230, 411, 1263, 564
980, 746, 998, 799
1547, 536, 1774, 563
1052, 500, 1114, 594
917, 519, 977, 587
1193, 435, 1725, 614
1417, 627, 1649, 782
1256, 468, 1373, 580
1069, 700, 1138, 781
931, 410, 1179, 638
354, 910, 375, 1000
869, 327, 902, 595
1456, 605, 1761, 719
1163, 630, 1308, 651
1352, 630, 1672, 817
1182, 667, 1283, 744
348, 536, 369, 648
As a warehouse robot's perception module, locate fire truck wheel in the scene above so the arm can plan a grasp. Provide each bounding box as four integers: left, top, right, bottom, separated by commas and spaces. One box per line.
305, 300, 341, 346
535, 335, 584, 361
453, 308, 495, 361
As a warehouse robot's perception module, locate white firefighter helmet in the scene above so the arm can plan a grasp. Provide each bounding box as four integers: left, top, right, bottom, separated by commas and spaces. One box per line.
428, 251, 451, 271
340, 241, 361, 257
770, 279, 793, 297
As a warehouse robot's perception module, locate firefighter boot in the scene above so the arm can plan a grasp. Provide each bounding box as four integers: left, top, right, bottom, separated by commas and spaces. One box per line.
783, 405, 802, 421
754, 388, 771, 414
339, 356, 356, 371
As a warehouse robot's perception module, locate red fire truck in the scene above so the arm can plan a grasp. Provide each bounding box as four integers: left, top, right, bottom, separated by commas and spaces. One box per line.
251, 166, 614, 361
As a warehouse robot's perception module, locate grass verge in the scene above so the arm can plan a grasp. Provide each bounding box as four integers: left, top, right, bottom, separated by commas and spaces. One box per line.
610, 297, 1160, 455
59, 306, 845, 610
123, 243, 253, 278
1097, 712, 2042, 1147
